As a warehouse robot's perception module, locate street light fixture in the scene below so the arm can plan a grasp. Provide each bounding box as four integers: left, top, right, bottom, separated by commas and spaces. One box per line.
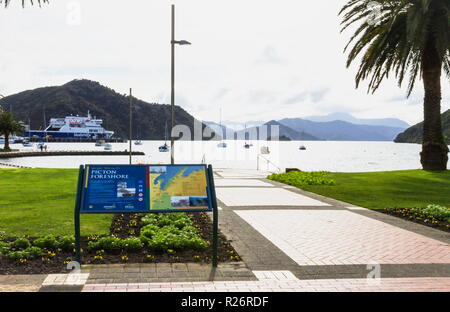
170, 4, 191, 165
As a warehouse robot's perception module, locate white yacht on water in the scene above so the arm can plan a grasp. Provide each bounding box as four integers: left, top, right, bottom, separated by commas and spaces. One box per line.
159, 121, 170, 152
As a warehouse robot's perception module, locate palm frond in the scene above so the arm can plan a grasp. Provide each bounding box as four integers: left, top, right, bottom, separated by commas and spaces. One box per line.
1, 0, 49, 8
340, 0, 450, 97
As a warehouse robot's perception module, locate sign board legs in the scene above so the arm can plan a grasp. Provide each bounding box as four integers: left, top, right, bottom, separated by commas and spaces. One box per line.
74, 165, 84, 264
207, 165, 219, 268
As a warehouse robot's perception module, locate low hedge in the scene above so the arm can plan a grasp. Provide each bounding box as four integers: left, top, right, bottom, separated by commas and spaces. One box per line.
268, 171, 335, 186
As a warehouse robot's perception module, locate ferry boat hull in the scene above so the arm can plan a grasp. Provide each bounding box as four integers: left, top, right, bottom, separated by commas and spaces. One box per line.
25, 130, 112, 139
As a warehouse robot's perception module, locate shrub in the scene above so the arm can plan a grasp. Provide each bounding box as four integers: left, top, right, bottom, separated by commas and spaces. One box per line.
26, 246, 45, 258
0, 241, 10, 257
87, 236, 122, 251
411, 205, 450, 222
268, 171, 335, 186
0, 241, 9, 249
57, 236, 75, 251
121, 237, 144, 251
141, 214, 158, 226
139, 213, 207, 251
5, 246, 44, 260
173, 217, 193, 229
11, 238, 31, 250
141, 213, 192, 228
146, 226, 208, 251
140, 224, 160, 240
33, 235, 58, 250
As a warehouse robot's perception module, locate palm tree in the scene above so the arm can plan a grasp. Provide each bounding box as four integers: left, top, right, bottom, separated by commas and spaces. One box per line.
0, 111, 23, 151
1, 0, 49, 7
340, 0, 450, 170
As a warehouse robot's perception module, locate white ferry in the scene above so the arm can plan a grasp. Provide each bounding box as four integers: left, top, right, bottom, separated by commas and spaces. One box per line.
25, 112, 114, 139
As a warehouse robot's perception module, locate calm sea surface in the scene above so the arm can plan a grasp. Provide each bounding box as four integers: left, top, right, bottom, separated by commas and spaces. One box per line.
2, 141, 449, 172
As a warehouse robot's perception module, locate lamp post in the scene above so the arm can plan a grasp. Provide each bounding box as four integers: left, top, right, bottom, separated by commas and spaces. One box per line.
170, 4, 191, 164
129, 88, 133, 165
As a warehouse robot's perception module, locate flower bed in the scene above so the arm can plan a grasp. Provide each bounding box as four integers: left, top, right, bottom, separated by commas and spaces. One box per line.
382, 205, 450, 233
0, 212, 240, 275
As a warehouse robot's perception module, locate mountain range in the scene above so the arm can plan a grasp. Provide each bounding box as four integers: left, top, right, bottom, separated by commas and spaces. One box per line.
205, 116, 407, 141
204, 120, 319, 141
0, 79, 215, 140
304, 112, 410, 128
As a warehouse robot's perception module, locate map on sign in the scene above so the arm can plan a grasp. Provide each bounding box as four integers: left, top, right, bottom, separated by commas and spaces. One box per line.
149, 165, 209, 211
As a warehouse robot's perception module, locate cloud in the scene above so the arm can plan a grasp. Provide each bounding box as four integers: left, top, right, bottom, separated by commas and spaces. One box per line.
284, 88, 329, 105
211, 88, 230, 101
310, 88, 330, 103
284, 92, 308, 105
38, 66, 132, 76
256, 46, 286, 65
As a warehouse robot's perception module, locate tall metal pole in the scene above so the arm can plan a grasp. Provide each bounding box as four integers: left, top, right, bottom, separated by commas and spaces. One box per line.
74, 165, 84, 264
170, 4, 175, 165
129, 88, 133, 165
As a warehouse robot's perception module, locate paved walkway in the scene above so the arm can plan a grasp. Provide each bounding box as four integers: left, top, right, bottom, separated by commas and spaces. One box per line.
215, 169, 449, 275
2, 168, 450, 292
81, 277, 450, 292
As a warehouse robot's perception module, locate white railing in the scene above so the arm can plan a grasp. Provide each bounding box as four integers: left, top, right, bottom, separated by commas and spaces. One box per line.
257, 154, 282, 173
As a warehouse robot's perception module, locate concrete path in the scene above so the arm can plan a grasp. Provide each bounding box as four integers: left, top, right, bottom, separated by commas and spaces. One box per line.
2, 168, 449, 292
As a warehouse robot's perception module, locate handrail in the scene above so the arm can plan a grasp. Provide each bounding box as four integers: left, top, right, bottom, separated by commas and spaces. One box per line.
257, 154, 282, 173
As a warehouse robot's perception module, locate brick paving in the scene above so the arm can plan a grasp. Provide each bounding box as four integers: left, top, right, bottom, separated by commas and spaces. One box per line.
82, 263, 256, 285
81, 277, 450, 292
0, 274, 46, 292
235, 209, 450, 266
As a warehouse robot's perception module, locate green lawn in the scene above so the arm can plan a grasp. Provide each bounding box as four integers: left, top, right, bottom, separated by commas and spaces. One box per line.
0, 169, 112, 237
273, 170, 450, 210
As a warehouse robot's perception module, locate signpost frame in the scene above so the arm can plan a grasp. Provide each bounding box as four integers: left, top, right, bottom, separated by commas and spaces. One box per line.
73, 164, 219, 267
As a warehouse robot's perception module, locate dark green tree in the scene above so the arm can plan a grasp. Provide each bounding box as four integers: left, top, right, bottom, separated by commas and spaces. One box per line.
0, 111, 23, 151
340, 0, 450, 170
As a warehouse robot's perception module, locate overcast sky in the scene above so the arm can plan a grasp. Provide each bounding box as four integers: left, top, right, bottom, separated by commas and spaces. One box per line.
0, 0, 449, 125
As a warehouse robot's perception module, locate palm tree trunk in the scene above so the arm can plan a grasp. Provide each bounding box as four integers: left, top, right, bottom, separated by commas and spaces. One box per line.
3, 131, 10, 151
420, 38, 449, 171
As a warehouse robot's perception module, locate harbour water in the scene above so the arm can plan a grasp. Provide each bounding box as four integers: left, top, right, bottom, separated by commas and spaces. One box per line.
2, 140, 447, 172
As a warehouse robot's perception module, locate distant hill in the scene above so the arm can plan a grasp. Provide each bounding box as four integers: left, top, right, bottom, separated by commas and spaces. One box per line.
205, 120, 318, 141
221, 120, 266, 131
235, 120, 319, 141
394, 109, 450, 144
203, 121, 232, 140
304, 112, 410, 129
278, 118, 405, 141
0, 79, 215, 140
